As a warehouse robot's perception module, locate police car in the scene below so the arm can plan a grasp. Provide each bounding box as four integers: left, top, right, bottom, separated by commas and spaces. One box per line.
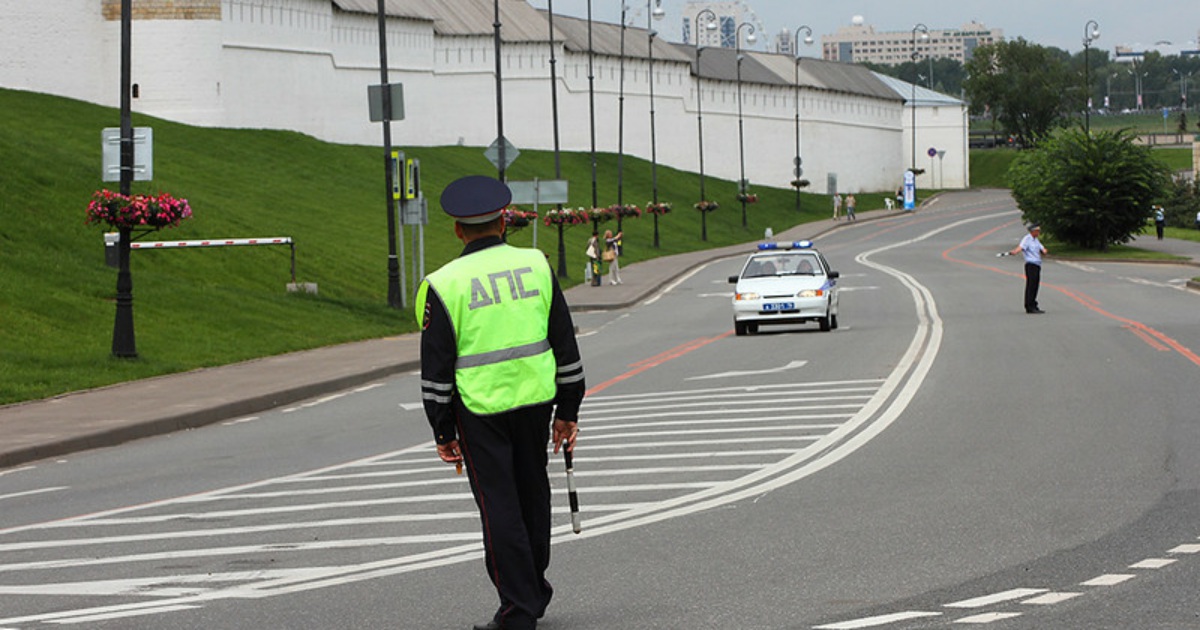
727, 241, 840, 335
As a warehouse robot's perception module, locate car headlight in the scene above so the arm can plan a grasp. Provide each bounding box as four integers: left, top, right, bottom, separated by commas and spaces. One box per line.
735, 292, 760, 301
797, 289, 825, 298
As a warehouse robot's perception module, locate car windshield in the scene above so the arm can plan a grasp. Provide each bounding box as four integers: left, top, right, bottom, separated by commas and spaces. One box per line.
744, 253, 821, 278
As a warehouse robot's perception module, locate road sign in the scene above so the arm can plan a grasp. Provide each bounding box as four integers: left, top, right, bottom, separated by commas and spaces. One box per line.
102, 127, 153, 182
368, 83, 405, 122
927, 147, 938, 158
508, 179, 569, 205
485, 136, 520, 171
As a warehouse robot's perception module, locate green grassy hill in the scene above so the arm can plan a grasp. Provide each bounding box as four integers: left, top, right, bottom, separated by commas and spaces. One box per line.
1, 87, 854, 405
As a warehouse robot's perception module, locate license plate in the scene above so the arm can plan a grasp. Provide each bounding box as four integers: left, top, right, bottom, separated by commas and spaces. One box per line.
762, 302, 794, 311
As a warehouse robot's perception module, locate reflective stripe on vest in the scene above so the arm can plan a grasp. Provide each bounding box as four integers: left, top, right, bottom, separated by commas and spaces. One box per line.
416, 244, 557, 415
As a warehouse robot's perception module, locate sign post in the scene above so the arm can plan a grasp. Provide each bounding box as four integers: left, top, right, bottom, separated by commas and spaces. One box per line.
508, 179, 569, 249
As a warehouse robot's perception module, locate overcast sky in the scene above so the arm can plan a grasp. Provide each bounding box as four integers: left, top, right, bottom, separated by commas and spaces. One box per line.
526, 0, 1200, 55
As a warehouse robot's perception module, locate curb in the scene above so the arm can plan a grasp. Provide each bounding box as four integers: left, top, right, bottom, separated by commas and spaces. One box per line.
0, 359, 420, 469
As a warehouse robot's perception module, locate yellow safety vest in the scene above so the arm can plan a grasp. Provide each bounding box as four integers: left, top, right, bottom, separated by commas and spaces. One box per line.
416, 244, 557, 415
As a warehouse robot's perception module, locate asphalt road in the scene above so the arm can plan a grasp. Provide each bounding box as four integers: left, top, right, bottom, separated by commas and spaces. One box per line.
2, 190, 1200, 629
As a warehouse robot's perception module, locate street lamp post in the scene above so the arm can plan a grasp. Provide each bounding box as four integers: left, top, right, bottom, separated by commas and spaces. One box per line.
735, 21, 757, 228
693, 9, 717, 241
586, 0, 598, 216
616, 4, 630, 232
1173, 68, 1193, 111
791, 25, 813, 213
1083, 20, 1100, 134
647, 0, 665, 247
546, 0, 568, 277
112, 0, 136, 357
910, 23, 929, 173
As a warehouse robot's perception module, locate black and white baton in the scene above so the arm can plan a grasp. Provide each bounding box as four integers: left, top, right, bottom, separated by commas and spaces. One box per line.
562, 440, 581, 534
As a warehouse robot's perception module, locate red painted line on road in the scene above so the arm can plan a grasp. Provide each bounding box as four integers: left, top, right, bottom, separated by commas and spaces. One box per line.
944, 223, 1200, 368
587, 331, 734, 396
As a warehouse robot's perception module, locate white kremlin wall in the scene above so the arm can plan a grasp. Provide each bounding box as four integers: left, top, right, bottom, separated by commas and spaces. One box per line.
1, 0, 967, 194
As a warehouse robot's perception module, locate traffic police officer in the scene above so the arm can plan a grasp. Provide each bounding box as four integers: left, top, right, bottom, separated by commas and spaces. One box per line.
416, 175, 585, 630
1008, 223, 1048, 314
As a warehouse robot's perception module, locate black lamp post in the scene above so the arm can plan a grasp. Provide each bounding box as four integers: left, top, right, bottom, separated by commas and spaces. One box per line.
586, 0, 598, 220
374, 0, 403, 309
616, 4, 630, 232
112, 0, 136, 357
735, 21, 757, 228
791, 25, 812, 213
1083, 20, 1100, 134
493, 0, 507, 179
910, 23, 929, 172
546, 0, 568, 277
693, 9, 717, 241
647, 0, 665, 247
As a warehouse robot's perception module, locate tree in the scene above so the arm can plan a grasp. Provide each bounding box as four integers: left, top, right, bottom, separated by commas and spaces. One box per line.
1008, 127, 1171, 250
963, 38, 1074, 147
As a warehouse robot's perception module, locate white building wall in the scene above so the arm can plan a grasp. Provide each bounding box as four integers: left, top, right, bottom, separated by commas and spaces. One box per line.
2, 1, 112, 106
0, 1, 954, 196
902, 104, 970, 190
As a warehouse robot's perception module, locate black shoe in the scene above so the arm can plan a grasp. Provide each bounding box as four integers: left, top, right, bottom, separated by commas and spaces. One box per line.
1026, 309, 1045, 314
473, 622, 500, 630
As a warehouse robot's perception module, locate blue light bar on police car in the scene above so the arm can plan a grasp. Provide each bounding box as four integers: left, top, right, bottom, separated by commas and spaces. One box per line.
757, 240, 813, 250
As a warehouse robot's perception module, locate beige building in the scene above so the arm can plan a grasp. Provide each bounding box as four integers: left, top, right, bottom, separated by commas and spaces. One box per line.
821, 17, 1002, 65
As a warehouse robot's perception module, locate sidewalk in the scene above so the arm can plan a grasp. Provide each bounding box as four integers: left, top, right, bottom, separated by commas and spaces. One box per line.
3, 205, 1195, 469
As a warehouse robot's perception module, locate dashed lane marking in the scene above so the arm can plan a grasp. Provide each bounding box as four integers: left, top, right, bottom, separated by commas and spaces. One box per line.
814, 611, 942, 629
945, 588, 1047, 608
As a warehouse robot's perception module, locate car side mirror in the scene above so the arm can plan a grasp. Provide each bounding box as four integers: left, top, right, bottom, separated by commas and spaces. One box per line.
828, 271, 840, 279
728, 275, 739, 284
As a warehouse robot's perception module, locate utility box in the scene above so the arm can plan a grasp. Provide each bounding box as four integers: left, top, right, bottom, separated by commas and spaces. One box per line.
104, 232, 120, 268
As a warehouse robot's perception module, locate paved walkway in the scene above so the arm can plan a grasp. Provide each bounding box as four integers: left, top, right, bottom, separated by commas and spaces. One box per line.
3, 204, 1197, 468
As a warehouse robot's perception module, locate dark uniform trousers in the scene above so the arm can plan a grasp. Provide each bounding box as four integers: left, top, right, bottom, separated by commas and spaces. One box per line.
1024, 262, 1041, 312
457, 400, 555, 630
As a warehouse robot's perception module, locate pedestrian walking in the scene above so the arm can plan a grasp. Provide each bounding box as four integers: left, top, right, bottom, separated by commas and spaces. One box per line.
1007, 223, 1048, 314
416, 175, 586, 630
845, 194, 857, 221
1154, 204, 1165, 240
603, 229, 622, 285
585, 231, 602, 286
832, 193, 842, 221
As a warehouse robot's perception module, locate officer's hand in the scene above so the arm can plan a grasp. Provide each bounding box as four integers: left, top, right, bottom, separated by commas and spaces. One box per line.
552, 419, 578, 454
436, 440, 463, 464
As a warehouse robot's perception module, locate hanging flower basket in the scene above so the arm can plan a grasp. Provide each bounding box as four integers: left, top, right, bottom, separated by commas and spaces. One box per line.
586, 206, 614, 224
645, 201, 672, 215
502, 206, 537, 229
790, 179, 811, 189
542, 207, 589, 227
608, 204, 642, 219
86, 189, 193, 230
736, 193, 759, 203
693, 200, 719, 213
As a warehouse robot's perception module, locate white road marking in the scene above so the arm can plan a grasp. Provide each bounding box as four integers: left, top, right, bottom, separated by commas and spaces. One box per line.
0, 466, 37, 478
688, 360, 808, 380
0, 487, 66, 503
399, 402, 423, 411
44, 604, 202, 624
814, 611, 941, 629
954, 612, 1023, 624
1022, 592, 1081, 605
1168, 543, 1200, 554
1081, 574, 1135, 586
220, 416, 259, 426
945, 588, 1047, 608
280, 391, 349, 413
1129, 558, 1176, 569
